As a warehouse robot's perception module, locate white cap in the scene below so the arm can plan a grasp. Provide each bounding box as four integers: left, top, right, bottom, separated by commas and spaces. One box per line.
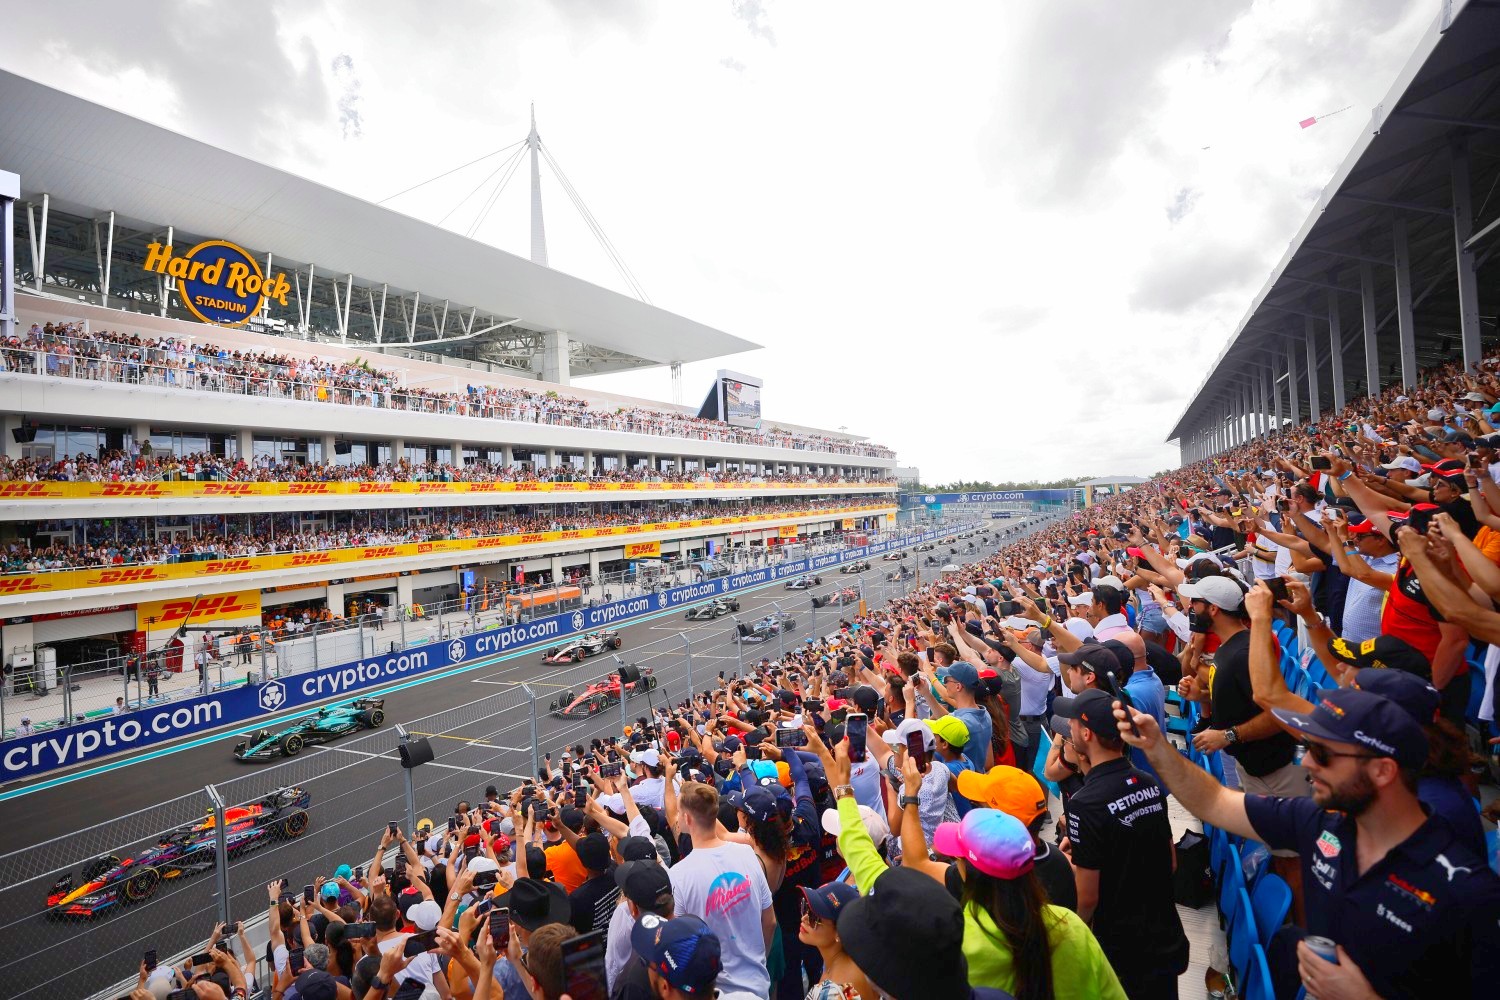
1093, 575, 1126, 592
1174, 551, 1221, 570
879, 717, 935, 750
467, 856, 498, 874
1063, 618, 1096, 641
1066, 592, 1092, 607
1428, 408, 1447, 422
629, 748, 661, 768
1176, 575, 1247, 611
820, 803, 891, 844
409, 899, 443, 931
1381, 456, 1422, 474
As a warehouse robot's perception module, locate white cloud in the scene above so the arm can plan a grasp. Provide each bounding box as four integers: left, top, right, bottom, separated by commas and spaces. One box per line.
0, 0, 1436, 483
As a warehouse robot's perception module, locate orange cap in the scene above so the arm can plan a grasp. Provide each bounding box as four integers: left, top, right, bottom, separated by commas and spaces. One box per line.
955, 766, 1048, 827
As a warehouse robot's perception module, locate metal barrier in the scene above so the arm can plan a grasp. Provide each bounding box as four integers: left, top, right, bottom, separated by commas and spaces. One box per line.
0, 516, 1061, 999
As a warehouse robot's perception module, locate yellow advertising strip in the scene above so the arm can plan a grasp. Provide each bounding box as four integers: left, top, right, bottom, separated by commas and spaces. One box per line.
623, 541, 661, 559
0, 505, 893, 597
136, 590, 262, 631
778, 525, 799, 538
0, 480, 888, 501
841, 519, 855, 529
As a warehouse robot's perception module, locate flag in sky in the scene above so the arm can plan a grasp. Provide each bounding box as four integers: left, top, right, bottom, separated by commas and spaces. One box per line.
1299, 116, 1318, 129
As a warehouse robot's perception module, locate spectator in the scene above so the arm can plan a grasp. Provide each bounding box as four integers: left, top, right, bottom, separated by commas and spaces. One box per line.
796, 880, 873, 1000
608, 855, 674, 998
568, 833, 620, 934
955, 766, 1076, 912
629, 913, 742, 1000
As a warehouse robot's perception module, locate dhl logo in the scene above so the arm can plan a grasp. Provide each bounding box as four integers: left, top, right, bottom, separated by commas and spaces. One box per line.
515, 483, 539, 491
101, 484, 169, 497
417, 483, 447, 492
518, 533, 546, 544
202, 483, 256, 496
155, 596, 256, 622
0, 483, 52, 498
560, 530, 581, 539
0, 576, 46, 594
624, 526, 644, 533
197, 559, 255, 574
416, 543, 435, 553
362, 546, 400, 559
475, 537, 506, 548
288, 553, 335, 566
289, 483, 333, 494
96, 568, 169, 584
356, 484, 397, 493
552, 483, 577, 490
469, 483, 499, 492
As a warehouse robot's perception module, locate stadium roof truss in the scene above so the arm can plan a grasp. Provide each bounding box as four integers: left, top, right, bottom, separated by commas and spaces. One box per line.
1169, 0, 1500, 460
0, 70, 759, 381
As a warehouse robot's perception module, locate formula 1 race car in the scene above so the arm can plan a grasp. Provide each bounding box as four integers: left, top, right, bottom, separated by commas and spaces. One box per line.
233, 699, 385, 761
811, 587, 860, 609
915, 543, 936, 551
47, 786, 311, 917
784, 575, 822, 590
736, 612, 795, 644
881, 552, 907, 561
548, 669, 658, 717
839, 561, 871, 574
540, 631, 623, 664
684, 598, 741, 621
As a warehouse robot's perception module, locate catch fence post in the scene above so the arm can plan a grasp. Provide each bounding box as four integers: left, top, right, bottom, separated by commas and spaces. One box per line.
678, 632, 694, 698
205, 784, 232, 929
523, 684, 540, 780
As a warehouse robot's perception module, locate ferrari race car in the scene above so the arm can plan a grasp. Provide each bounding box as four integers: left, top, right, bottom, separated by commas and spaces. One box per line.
784, 575, 822, 590
881, 552, 907, 561
811, 587, 860, 609
48, 786, 311, 917
540, 631, 623, 664
839, 561, 871, 574
548, 669, 658, 717
684, 598, 740, 621
736, 612, 795, 643
233, 699, 385, 761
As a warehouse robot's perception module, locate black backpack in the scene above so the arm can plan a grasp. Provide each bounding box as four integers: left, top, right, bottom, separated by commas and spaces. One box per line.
1172, 829, 1214, 908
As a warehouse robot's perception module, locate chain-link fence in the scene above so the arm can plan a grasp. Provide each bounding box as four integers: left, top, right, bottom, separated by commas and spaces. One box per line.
0, 515, 1058, 999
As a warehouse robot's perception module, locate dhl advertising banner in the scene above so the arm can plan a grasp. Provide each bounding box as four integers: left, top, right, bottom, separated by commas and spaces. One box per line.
0, 522, 978, 781
136, 590, 262, 646
841, 519, 856, 529
0, 480, 877, 501
777, 525, 799, 538
0, 505, 893, 598
623, 541, 661, 559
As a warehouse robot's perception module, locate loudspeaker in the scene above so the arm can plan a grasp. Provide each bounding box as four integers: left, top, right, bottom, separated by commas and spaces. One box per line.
617, 662, 641, 684
397, 736, 435, 768
11, 426, 36, 444
333, 440, 352, 455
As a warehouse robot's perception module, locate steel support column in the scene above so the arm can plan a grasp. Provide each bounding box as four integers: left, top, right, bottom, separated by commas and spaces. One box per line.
1392, 218, 1418, 389
1327, 289, 1346, 412
1286, 340, 1300, 428
1272, 361, 1283, 433
1360, 262, 1380, 398
1304, 317, 1321, 421
1451, 137, 1484, 367
97, 210, 115, 309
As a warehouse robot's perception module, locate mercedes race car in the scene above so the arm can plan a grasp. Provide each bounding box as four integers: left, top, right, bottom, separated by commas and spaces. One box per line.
233, 699, 385, 761
811, 587, 860, 609
48, 787, 311, 917
540, 631, 623, 664
548, 669, 658, 717
784, 575, 822, 590
684, 598, 741, 621
736, 612, 795, 643
839, 561, 871, 574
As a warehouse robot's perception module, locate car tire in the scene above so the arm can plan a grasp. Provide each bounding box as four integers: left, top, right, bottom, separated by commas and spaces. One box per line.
279, 733, 304, 757
610, 637, 622, 650
123, 866, 161, 903
573, 650, 585, 663
280, 810, 311, 839
646, 676, 658, 690
359, 708, 385, 728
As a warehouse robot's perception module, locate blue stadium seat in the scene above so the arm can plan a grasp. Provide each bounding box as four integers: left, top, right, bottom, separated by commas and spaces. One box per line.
1208, 750, 1226, 786
1249, 872, 1292, 948
1242, 944, 1275, 1000
1228, 887, 1260, 983
1242, 842, 1271, 891
1031, 726, 1060, 798
1466, 663, 1485, 724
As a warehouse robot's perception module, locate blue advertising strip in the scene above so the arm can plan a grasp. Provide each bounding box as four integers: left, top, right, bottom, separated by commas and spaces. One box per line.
904, 490, 1080, 505
0, 525, 975, 780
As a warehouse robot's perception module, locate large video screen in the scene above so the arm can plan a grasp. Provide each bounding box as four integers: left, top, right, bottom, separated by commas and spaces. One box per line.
722, 377, 762, 427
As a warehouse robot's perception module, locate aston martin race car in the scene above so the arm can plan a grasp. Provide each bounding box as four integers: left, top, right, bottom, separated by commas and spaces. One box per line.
684, 598, 740, 621
839, 561, 871, 574
233, 699, 385, 761
736, 612, 795, 643
540, 631, 623, 664
811, 587, 860, 609
784, 575, 822, 590
548, 669, 658, 717
47, 786, 311, 917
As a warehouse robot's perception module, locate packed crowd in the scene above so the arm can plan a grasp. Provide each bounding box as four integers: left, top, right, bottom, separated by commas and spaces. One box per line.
3, 323, 896, 458
0, 452, 889, 487
2, 497, 872, 574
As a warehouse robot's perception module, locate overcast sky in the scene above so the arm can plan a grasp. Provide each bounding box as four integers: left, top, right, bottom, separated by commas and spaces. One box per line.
2, 0, 1438, 483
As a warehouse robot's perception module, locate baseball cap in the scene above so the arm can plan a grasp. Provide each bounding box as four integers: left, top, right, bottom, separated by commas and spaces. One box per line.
1326, 635, 1431, 679
954, 765, 1048, 826
1346, 516, 1378, 535
1092, 575, 1126, 592
1052, 688, 1120, 740
837, 867, 969, 1000
799, 880, 859, 922
820, 803, 891, 845
1066, 592, 1093, 607
321, 882, 341, 900
575, 833, 611, 872
631, 913, 723, 995
408, 899, 443, 932
880, 717, 935, 751
936, 661, 980, 691
617, 836, 659, 862
615, 859, 673, 910
1350, 668, 1440, 725
1271, 688, 1428, 768
849, 685, 881, 714
933, 809, 1036, 879
1056, 643, 1117, 677
1176, 575, 1246, 611
1381, 456, 1422, 474
734, 786, 780, 823
630, 748, 661, 768
928, 715, 971, 748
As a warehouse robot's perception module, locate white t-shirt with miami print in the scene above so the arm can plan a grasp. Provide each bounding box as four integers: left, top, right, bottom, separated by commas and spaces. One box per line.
668, 840, 774, 998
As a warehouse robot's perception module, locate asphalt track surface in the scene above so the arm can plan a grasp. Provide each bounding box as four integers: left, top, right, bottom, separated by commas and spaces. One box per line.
0, 527, 1039, 1000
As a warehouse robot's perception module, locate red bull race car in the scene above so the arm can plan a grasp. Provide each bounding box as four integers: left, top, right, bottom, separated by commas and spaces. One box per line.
548, 669, 658, 717
47, 786, 311, 918
540, 631, 623, 664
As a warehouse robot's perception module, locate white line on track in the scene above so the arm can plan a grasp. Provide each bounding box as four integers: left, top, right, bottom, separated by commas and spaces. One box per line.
317, 745, 532, 780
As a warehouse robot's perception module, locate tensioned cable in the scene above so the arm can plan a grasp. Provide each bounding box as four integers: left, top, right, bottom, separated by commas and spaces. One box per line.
538, 144, 652, 303
466, 144, 530, 239
377, 139, 525, 204
437, 144, 527, 228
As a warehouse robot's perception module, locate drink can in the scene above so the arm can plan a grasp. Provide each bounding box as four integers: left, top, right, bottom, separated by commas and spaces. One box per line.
1304, 935, 1339, 964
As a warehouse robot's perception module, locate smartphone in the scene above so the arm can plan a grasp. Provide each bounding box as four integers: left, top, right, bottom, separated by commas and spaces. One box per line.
278, 893, 296, 906
448, 816, 458, 832
1470, 452, 1484, 470
167, 991, 197, 1000
774, 727, 807, 749
489, 906, 511, 949
573, 785, 587, 809
285, 949, 304, 972
302, 883, 315, 905
353, 867, 364, 882
473, 869, 499, 889
344, 922, 376, 940
403, 930, 438, 957
143, 949, 158, 973
388, 821, 399, 837
803, 698, 824, 712
600, 761, 623, 777
223, 921, 239, 935
1310, 456, 1332, 471
560, 929, 609, 1000
846, 713, 868, 763
905, 729, 930, 774
719, 671, 726, 680
745, 744, 762, 761
463, 843, 480, 861
219, 939, 235, 958
1115, 684, 1142, 739
1266, 578, 1290, 605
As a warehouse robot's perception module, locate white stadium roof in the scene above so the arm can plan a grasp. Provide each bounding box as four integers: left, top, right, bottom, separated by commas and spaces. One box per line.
0, 69, 760, 372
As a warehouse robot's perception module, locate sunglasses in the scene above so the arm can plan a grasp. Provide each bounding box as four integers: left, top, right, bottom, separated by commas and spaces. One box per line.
1299, 741, 1378, 767
799, 898, 822, 927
